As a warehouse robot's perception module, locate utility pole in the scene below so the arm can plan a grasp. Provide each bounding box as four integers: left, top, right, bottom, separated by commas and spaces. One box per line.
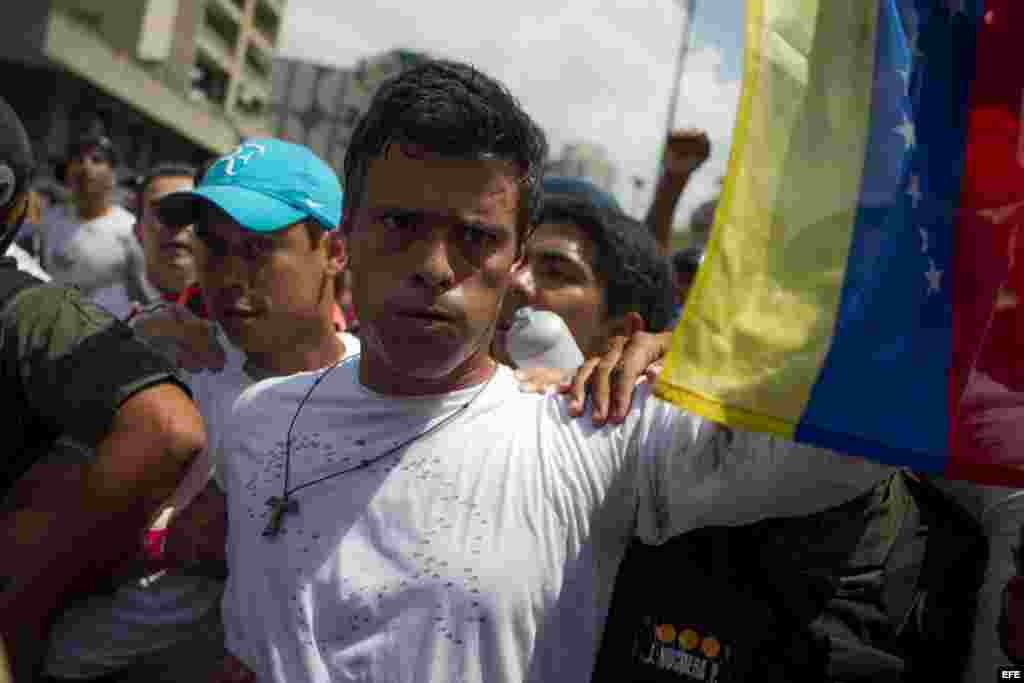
660, 0, 697, 171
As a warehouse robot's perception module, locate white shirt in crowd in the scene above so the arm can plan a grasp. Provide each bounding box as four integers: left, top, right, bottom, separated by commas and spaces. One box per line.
221, 360, 891, 683
40, 204, 147, 318
43, 323, 361, 678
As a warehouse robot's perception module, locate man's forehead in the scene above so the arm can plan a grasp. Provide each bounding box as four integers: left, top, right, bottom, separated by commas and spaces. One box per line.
200, 209, 254, 237
363, 150, 520, 215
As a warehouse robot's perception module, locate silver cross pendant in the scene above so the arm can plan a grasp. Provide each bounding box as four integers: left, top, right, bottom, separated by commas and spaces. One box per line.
263, 495, 299, 538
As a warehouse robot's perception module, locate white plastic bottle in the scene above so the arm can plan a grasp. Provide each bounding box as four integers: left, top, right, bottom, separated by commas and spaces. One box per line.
504, 306, 584, 373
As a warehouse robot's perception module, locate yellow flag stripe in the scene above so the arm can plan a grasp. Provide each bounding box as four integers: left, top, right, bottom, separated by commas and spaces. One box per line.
656, 0, 878, 437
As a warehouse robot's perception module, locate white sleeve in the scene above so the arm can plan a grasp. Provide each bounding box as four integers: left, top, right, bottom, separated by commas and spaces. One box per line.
633, 395, 894, 545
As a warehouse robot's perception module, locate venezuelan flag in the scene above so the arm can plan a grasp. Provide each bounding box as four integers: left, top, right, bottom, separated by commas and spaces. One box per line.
656, 0, 1024, 485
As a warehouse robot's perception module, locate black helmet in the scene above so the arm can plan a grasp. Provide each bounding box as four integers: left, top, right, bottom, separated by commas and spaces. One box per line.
0, 96, 34, 254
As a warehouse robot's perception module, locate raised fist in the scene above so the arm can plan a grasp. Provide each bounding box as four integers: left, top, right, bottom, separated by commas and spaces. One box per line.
663, 128, 711, 177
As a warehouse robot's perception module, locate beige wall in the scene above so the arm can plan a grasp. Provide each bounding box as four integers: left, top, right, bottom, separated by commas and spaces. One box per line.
52, 0, 148, 57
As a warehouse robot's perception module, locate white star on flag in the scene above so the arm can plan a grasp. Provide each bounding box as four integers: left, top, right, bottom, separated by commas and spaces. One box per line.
925, 259, 943, 293
909, 31, 924, 59
895, 115, 916, 149
897, 68, 911, 95
907, 175, 922, 208
978, 201, 1024, 224
919, 227, 929, 253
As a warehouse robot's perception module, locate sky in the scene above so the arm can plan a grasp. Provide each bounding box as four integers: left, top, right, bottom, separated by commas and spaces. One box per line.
278, 0, 745, 228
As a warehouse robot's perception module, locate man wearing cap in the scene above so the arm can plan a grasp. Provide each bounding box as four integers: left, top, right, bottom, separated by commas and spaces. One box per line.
493, 190, 676, 378
0, 99, 207, 679
117, 162, 206, 321
33, 132, 147, 318
39, 138, 361, 683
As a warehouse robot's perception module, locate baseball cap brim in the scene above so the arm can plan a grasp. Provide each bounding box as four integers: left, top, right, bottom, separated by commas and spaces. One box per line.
157, 185, 307, 233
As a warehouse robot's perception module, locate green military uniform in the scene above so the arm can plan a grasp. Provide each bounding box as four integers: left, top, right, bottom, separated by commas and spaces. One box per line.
2, 261, 188, 496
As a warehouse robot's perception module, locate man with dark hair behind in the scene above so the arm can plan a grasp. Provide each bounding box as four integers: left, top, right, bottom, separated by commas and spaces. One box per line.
32, 132, 150, 318
494, 193, 675, 366
670, 245, 703, 319
213, 59, 888, 683
0, 99, 207, 679
88, 162, 206, 320
131, 163, 203, 314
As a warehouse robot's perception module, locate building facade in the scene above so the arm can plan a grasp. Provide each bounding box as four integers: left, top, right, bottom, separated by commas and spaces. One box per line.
270, 49, 427, 174
0, 0, 285, 177
545, 141, 618, 195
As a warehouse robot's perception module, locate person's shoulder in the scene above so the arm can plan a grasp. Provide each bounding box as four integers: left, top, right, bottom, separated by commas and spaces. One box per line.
3, 274, 110, 325
97, 204, 137, 234
110, 204, 136, 223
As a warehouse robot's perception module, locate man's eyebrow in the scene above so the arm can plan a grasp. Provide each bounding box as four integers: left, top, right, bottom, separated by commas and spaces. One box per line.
458, 218, 507, 234
529, 248, 588, 269
370, 206, 509, 233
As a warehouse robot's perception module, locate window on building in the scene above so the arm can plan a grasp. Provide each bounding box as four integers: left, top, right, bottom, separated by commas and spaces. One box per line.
245, 43, 272, 81
253, 0, 281, 44
191, 53, 230, 106
67, 8, 103, 31
203, 0, 241, 53
235, 89, 267, 118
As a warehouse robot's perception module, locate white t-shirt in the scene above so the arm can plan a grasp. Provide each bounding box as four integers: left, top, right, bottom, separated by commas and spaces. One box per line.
220, 360, 892, 683
92, 274, 162, 320
43, 327, 361, 679
42, 204, 146, 316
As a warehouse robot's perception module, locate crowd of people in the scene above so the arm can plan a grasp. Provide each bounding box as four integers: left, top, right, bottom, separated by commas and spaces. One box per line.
0, 57, 1021, 683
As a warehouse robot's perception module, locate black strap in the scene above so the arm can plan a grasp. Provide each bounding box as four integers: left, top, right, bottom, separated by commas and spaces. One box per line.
895, 472, 989, 680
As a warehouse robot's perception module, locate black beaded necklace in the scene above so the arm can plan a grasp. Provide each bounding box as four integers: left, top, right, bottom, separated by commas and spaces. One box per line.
262, 356, 498, 538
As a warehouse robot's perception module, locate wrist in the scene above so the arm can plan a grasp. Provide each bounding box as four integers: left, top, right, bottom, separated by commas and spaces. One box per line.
658, 169, 693, 189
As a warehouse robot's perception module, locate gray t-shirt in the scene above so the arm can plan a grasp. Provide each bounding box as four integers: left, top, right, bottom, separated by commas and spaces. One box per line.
40, 204, 149, 316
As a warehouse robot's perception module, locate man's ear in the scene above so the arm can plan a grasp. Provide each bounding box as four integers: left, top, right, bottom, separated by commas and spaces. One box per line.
607, 311, 646, 339
511, 250, 526, 274
325, 231, 347, 277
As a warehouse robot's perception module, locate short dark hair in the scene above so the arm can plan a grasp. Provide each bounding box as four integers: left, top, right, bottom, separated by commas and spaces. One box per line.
66, 134, 119, 168
540, 196, 675, 333
541, 176, 622, 214
343, 59, 548, 247
0, 96, 34, 248
140, 162, 197, 197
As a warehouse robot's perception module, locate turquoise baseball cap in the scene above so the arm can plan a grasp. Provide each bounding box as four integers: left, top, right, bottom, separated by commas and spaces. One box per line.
157, 138, 343, 232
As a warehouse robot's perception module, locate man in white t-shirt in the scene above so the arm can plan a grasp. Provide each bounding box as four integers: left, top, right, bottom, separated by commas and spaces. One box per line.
36, 134, 147, 318
41, 140, 359, 683
210, 59, 891, 683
